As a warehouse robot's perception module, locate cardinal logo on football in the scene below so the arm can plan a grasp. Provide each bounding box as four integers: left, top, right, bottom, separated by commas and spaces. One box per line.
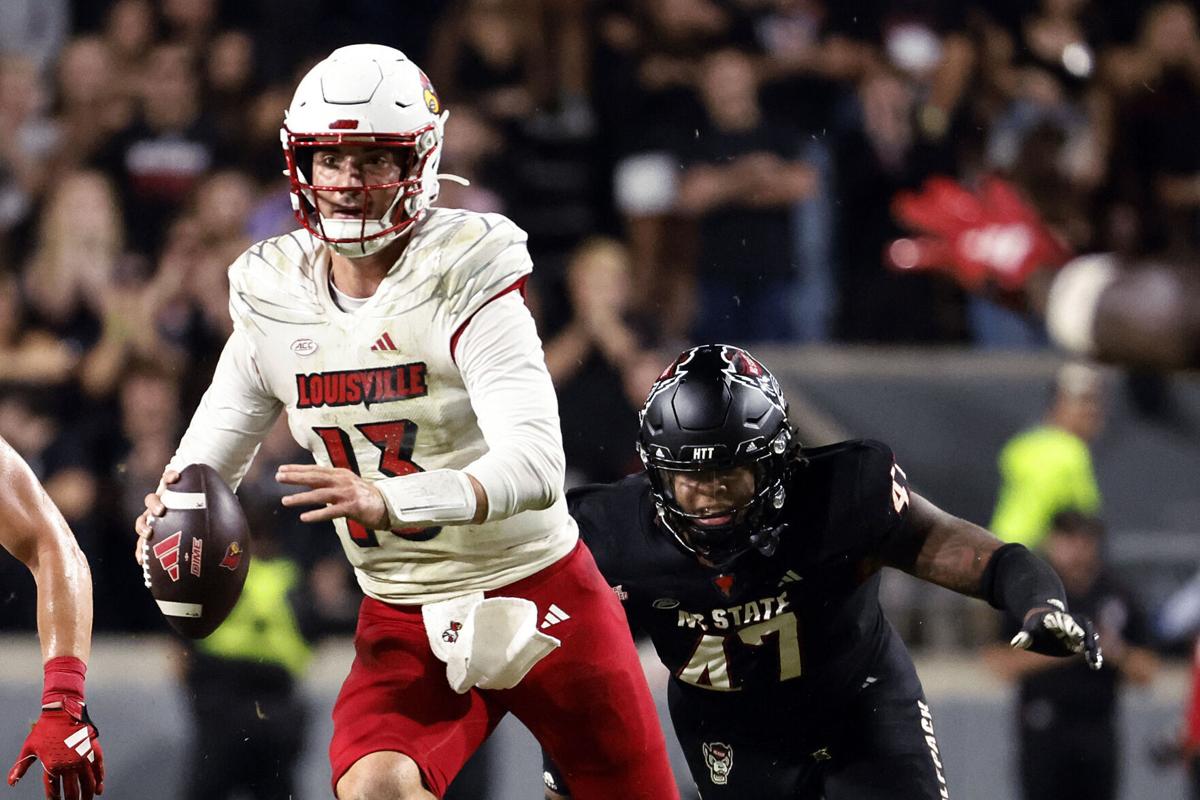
220, 542, 244, 571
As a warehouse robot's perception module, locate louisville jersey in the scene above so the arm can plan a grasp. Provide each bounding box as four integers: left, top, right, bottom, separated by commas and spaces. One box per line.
569, 440, 913, 709
173, 208, 577, 603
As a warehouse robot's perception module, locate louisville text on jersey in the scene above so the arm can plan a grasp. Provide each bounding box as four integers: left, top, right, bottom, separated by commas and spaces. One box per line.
295, 363, 429, 410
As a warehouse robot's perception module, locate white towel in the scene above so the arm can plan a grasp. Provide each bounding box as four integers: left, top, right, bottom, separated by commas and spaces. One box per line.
422, 593, 560, 694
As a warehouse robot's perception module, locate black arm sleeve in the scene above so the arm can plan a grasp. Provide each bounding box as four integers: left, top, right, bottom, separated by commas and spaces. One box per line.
980, 543, 1069, 618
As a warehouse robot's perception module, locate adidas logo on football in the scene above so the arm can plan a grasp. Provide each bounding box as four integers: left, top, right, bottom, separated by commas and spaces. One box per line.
153, 531, 184, 582
371, 332, 399, 351
540, 603, 570, 629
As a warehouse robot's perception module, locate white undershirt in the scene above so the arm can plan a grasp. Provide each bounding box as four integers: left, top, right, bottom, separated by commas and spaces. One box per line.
328, 274, 370, 312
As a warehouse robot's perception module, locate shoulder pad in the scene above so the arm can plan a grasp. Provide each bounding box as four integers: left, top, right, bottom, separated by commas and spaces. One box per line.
411, 210, 533, 327
228, 231, 327, 332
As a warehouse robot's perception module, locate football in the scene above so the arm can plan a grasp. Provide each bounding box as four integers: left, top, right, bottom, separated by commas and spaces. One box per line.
140, 463, 251, 638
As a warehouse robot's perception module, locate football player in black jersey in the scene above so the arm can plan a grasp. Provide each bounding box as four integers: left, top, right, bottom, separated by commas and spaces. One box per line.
542, 344, 1103, 800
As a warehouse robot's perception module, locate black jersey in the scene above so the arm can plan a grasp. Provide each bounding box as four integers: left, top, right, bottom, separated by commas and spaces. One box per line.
568, 439, 914, 709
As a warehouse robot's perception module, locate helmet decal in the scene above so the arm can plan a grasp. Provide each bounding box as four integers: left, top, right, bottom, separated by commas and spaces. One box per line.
718, 345, 787, 415
419, 69, 441, 114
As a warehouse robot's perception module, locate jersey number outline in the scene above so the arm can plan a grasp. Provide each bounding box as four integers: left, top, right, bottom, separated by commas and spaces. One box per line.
312, 420, 441, 546
677, 612, 802, 691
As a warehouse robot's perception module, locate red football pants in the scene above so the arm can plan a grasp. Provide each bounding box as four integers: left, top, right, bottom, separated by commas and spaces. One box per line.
329, 542, 678, 799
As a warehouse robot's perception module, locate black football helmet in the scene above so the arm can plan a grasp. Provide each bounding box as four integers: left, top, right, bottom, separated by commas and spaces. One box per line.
638, 344, 797, 568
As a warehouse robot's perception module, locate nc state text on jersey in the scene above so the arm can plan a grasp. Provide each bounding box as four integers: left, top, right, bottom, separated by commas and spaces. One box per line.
295, 363, 428, 409
676, 590, 792, 631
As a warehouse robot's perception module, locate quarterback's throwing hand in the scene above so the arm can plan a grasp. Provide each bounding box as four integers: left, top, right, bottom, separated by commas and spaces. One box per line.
8, 704, 104, 799
133, 469, 180, 565
1010, 601, 1103, 670
277, 465, 389, 529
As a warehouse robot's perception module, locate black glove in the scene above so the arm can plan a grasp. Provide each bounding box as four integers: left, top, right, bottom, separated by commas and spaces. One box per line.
1010, 599, 1103, 670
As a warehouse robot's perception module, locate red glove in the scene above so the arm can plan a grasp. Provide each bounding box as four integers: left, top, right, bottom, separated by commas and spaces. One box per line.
886, 175, 1073, 293
8, 657, 104, 799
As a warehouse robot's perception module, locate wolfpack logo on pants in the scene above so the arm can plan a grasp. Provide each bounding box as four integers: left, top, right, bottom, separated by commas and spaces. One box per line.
702, 741, 733, 785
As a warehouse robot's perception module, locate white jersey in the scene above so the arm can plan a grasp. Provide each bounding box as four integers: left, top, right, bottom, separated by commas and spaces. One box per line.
170, 208, 577, 603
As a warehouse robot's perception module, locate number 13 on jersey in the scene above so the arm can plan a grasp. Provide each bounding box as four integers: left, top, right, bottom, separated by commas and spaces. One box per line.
313, 420, 440, 545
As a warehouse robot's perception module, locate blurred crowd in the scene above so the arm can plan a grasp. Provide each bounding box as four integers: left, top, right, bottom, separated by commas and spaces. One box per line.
2, 0, 1200, 634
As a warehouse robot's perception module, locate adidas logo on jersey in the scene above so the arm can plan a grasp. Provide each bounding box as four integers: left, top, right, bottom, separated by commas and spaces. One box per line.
540, 604, 570, 629
778, 570, 802, 586
371, 332, 399, 351
64, 726, 95, 763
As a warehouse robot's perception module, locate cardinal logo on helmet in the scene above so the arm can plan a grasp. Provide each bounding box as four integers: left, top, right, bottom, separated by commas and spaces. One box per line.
419, 69, 440, 114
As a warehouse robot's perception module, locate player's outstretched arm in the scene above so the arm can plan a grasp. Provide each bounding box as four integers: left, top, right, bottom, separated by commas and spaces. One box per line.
881, 492, 1102, 669
887, 175, 1200, 370
0, 435, 105, 798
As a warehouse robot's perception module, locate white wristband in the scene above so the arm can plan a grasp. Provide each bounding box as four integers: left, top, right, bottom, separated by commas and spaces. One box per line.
1045, 254, 1119, 355
377, 469, 478, 528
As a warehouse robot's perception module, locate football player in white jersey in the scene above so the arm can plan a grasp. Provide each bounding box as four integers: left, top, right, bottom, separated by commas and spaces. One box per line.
2, 436, 105, 799
134, 45, 677, 800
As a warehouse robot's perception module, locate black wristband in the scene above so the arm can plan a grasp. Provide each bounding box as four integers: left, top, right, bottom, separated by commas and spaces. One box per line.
981, 543, 1068, 619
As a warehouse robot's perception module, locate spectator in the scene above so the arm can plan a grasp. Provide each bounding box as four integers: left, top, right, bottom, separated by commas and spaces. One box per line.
95, 42, 219, 257
51, 36, 133, 175
101, 0, 158, 88
833, 65, 965, 343
204, 30, 260, 157
0, 0, 69, 76
0, 53, 58, 252
0, 272, 78, 388
543, 237, 654, 485
1105, 1, 1200, 255
428, 0, 551, 126
983, 511, 1158, 800
21, 170, 126, 365
676, 47, 817, 342
437, 105, 509, 214
990, 362, 1106, 549
163, 0, 220, 51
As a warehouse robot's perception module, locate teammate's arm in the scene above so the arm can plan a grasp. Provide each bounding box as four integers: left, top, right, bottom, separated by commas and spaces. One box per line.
1, 436, 105, 797
881, 492, 1102, 667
